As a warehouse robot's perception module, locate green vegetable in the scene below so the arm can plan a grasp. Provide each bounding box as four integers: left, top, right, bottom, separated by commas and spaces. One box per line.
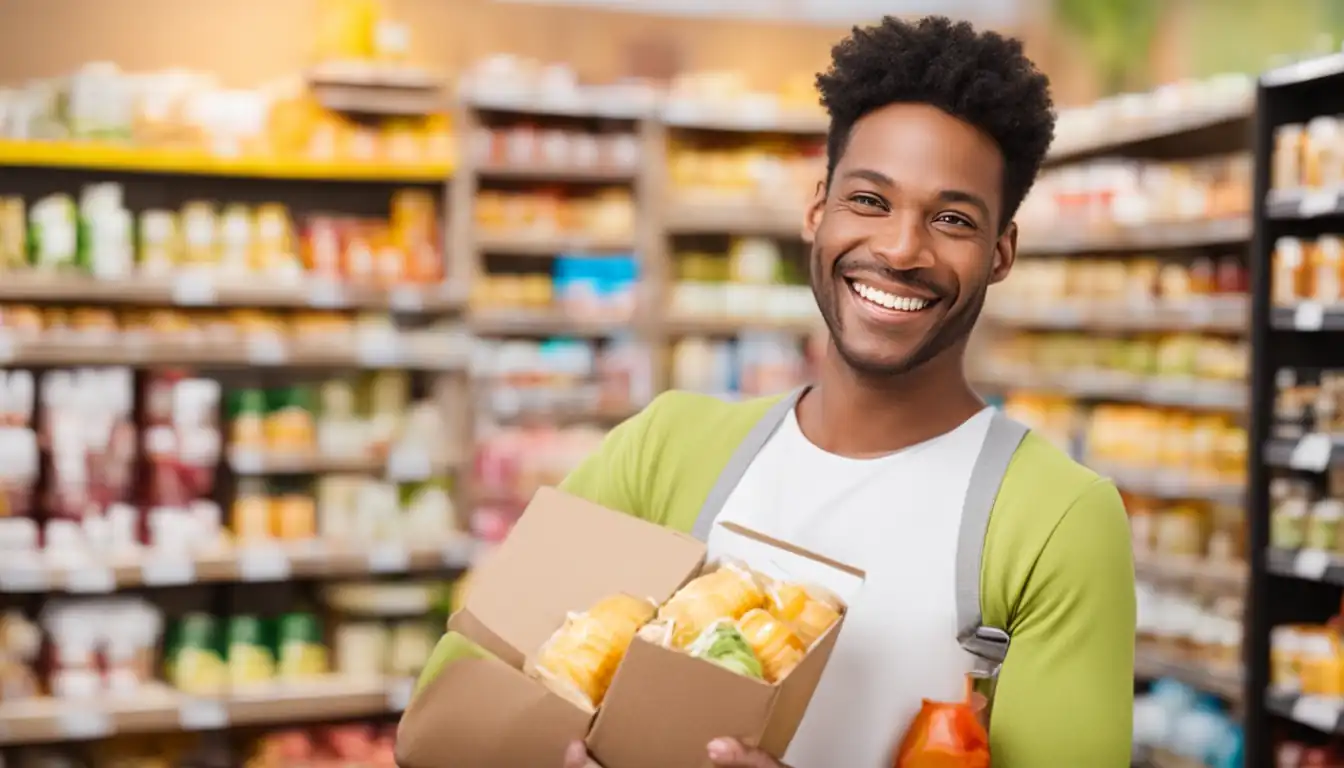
692, 624, 764, 680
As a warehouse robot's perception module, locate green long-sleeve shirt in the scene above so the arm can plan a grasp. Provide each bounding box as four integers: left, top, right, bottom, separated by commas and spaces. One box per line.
410, 391, 1136, 766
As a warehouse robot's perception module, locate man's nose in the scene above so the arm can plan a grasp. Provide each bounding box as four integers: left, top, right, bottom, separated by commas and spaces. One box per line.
867, 210, 936, 270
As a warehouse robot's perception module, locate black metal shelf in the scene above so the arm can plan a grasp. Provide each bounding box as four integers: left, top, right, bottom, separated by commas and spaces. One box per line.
1245, 54, 1344, 765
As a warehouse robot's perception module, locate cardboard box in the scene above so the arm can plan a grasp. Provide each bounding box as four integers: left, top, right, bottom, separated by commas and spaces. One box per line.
396, 488, 862, 768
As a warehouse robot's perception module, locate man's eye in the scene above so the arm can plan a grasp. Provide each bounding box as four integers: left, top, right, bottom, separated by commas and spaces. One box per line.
935, 213, 974, 228
850, 193, 887, 210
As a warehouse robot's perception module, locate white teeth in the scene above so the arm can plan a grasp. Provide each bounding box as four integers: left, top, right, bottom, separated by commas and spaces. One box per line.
851, 281, 930, 312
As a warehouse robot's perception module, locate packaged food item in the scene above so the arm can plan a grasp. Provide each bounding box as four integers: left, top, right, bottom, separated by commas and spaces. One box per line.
735, 608, 805, 683
1273, 237, 1310, 306
765, 580, 843, 647
656, 563, 766, 648
893, 680, 991, 768
532, 593, 656, 709
1273, 123, 1305, 191
684, 622, 763, 680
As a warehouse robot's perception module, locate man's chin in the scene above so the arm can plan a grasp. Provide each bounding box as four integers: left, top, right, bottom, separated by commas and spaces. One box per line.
832, 339, 925, 378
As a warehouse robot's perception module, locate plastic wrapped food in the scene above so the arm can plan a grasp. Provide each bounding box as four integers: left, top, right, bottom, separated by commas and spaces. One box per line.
736, 609, 806, 683
686, 621, 764, 680
766, 581, 843, 647
533, 594, 655, 709
658, 564, 766, 648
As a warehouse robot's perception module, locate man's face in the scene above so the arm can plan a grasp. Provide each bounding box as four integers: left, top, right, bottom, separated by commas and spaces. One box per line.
804, 103, 1017, 378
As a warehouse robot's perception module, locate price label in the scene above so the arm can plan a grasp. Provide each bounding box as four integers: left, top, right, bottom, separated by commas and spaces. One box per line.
387, 447, 432, 481
1301, 189, 1340, 217
238, 546, 292, 582
178, 697, 229, 730
368, 543, 411, 574
172, 272, 217, 306
59, 708, 111, 740
1295, 301, 1326, 331
386, 676, 416, 712
307, 279, 347, 309
246, 336, 288, 366
0, 564, 49, 593
65, 566, 116, 594
357, 333, 403, 367
390, 286, 425, 313
141, 557, 196, 586
229, 451, 265, 475
1293, 695, 1342, 732
1291, 433, 1334, 472
1296, 548, 1333, 580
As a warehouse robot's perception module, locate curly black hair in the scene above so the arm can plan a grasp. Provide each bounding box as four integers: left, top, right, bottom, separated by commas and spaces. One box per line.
816, 15, 1055, 229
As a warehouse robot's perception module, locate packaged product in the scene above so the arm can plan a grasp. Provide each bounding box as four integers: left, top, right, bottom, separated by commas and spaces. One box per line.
398, 488, 860, 768
893, 679, 990, 768
532, 593, 656, 709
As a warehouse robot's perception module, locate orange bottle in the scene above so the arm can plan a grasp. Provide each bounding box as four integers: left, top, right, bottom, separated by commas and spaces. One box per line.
893, 677, 991, 768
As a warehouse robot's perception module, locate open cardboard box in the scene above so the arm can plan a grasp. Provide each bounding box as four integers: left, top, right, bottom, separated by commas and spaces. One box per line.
396, 488, 864, 768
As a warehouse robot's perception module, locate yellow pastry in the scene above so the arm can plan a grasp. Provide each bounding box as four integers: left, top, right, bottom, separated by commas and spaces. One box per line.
658, 565, 766, 648
533, 594, 655, 709
766, 581, 842, 647
736, 608, 806, 683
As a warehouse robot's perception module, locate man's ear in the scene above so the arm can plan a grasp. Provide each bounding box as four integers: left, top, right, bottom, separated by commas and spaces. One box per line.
989, 222, 1017, 284
802, 180, 826, 244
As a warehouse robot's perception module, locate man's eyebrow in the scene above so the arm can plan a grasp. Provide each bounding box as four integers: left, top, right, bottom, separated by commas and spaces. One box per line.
841, 168, 895, 187
938, 189, 991, 220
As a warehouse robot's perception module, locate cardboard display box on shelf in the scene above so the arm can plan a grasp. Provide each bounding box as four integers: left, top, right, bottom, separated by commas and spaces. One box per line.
396, 488, 862, 768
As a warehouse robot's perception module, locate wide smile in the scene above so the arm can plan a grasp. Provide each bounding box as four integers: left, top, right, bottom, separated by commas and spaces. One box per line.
844, 278, 940, 322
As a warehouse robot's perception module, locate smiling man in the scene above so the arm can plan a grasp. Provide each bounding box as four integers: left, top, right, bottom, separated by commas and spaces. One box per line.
400, 14, 1135, 768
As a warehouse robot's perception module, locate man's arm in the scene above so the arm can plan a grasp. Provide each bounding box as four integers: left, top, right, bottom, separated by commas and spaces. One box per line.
989, 479, 1136, 766
412, 404, 658, 694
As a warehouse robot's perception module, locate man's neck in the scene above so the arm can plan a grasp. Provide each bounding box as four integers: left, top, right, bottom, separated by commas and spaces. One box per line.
795, 343, 986, 458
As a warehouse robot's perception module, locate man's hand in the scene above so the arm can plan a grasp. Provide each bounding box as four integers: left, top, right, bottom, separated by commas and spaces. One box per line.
562, 738, 784, 767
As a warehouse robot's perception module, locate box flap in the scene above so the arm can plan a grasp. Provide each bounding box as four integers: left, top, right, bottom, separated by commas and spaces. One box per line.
458, 487, 707, 663
395, 656, 590, 768
588, 636, 776, 768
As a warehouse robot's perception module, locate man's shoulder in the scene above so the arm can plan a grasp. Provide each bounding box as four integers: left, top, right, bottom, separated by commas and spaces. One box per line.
638, 389, 789, 445
991, 429, 1121, 547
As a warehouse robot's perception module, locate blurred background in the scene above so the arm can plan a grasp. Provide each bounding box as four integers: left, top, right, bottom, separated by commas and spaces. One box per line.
2, 0, 1344, 766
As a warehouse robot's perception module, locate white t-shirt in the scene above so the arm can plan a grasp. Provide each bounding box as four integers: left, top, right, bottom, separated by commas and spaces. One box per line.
704, 405, 995, 768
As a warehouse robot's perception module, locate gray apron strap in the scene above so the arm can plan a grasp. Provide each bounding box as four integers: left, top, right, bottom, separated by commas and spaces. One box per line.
690, 387, 808, 542
956, 409, 1029, 667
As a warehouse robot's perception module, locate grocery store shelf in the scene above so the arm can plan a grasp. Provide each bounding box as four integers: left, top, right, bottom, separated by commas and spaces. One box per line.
0, 537, 477, 594
0, 273, 467, 312
475, 162, 638, 183
476, 234, 636, 256
1133, 747, 1211, 768
463, 91, 653, 120
1047, 101, 1252, 164
985, 297, 1248, 334
470, 311, 628, 338
1135, 649, 1243, 702
0, 140, 452, 182
1265, 546, 1344, 585
1018, 217, 1250, 254
660, 108, 829, 135
1266, 187, 1344, 220
977, 371, 1245, 411
665, 315, 822, 336
0, 675, 417, 746
227, 448, 460, 479
1091, 463, 1243, 505
1134, 553, 1247, 593
1266, 688, 1344, 734
1263, 434, 1343, 472
1270, 302, 1344, 331
0, 335, 470, 370
663, 203, 802, 238
489, 403, 642, 426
